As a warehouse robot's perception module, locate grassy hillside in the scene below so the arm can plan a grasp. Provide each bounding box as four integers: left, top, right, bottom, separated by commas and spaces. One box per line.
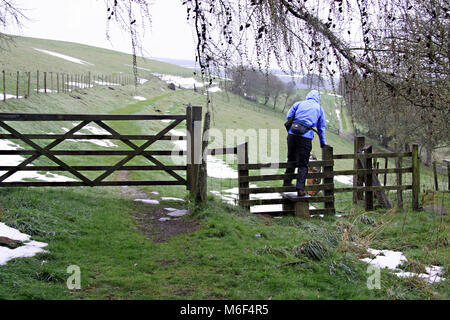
0, 36, 448, 300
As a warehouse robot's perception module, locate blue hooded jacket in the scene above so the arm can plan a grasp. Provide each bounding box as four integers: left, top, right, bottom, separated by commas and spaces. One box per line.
286, 90, 327, 146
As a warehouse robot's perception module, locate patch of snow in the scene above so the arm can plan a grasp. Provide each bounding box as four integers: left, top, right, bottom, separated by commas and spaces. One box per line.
395, 266, 446, 284
0, 139, 76, 182
167, 128, 238, 180
167, 209, 189, 217
151, 191, 160, 195
93, 80, 120, 86
0, 222, 48, 266
65, 82, 94, 88
160, 197, 185, 202
206, 155, 239, 179
35, 89, 57, 93
207, 86, 222, 93
34, 48, 94, 66
159, 217, 171, 222
134, 199, 160, 205
138, 78, 148, 85
328, 92, 343, 98
133, 96, 147, 101
169, 128, 187, 152
0, 93, 23, 99
125, 64, 152, 72
334, 175, 353, 185
250, 205, 282, 213
361, 248, 408, 270
152, 73, 205, 89
60, 124, 118, 148
360, 248, 446, 284
163, 208, 178, 212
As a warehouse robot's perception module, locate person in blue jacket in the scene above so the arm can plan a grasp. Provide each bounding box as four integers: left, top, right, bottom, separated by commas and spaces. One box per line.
284, 90, 327, 196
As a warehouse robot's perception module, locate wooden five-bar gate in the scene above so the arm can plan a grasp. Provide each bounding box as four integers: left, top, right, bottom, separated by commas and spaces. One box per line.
0, 106, 203, 190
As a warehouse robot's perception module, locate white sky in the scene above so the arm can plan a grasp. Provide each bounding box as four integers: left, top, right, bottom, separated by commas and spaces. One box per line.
5, 0, 196, 61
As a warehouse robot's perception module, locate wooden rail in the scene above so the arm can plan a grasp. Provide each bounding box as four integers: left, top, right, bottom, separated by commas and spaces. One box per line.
0, 108, 202, 189
234, 137, 420, 217
236, 143, 336, 216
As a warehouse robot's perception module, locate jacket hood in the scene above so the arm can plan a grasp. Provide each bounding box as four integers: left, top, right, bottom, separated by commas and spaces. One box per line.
306, 90, 320, 103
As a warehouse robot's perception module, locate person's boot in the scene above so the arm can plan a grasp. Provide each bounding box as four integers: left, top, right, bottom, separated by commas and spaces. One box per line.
297, 189, 311, 198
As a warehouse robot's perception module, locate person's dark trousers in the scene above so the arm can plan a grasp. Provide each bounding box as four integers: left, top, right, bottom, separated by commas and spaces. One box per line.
283, 133, 313, 190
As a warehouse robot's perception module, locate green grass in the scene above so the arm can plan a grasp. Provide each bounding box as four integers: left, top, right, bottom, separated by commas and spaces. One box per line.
0, 35, 448, 300
0, 187, 448, 299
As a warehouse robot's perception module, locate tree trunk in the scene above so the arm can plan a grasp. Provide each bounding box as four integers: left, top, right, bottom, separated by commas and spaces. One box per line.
273, 94, 279, 109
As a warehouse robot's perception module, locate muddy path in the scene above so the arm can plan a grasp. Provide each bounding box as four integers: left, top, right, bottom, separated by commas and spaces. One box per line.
117, 171, 200, 242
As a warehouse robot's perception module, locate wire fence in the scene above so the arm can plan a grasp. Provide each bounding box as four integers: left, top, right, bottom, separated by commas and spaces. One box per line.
1, 70, 136, 102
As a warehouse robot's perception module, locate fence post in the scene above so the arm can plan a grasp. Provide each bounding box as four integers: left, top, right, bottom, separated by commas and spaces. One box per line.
322, 145, 335, 214
353, 136, 365, 204
396, 156, 403, 209
433, 161, 439, 191
445, 160, 450, 191
238, 142, 250, 210
186, 105, 192, 191
412, 144, 420, 211
37, 70, 40, 93
27, 72, 30, 98
364, 145, 374, 211
44, 72, 47, 94
16, 71, 19, 99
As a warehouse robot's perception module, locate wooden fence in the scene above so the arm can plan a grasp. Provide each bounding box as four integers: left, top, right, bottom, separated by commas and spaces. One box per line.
1, 70, 135, 101
235, 142, 335, 216
234, 136, 421, 216
0, 106, 204, 191
335, 136, 419, 211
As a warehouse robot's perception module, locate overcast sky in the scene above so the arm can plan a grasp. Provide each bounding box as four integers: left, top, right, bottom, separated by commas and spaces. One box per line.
6, 0, 197, 61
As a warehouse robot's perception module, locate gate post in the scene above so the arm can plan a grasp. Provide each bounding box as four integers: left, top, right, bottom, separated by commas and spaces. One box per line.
412, 144, 420, 211
186, 105, 192, 191
353, 136, 365, 204
322, 145, 335, 215
186, 105, 202, 196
